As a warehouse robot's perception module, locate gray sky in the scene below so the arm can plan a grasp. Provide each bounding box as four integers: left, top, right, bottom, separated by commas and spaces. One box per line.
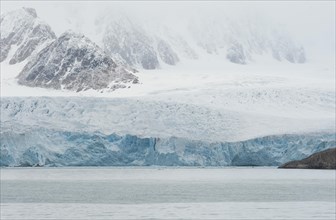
1, 1, 335, 62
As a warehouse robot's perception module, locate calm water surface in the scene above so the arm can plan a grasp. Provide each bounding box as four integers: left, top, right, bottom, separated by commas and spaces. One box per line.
1, 167, 335, 219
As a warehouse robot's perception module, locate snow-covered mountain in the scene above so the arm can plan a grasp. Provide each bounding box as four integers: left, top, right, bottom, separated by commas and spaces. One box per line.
18, 31, 138, 92
1, 8, 139, 92
188, 14, 306, 64
0, 5, 334, 167
1, 7, 310, 90
103, 19, 159, 69
98, 10, 306, 69
0, 8, 56, 64
101, 16, 183, 70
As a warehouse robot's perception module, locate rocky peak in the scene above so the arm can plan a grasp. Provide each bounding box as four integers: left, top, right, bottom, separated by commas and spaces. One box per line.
102, 16, 183, 70
0, 7, 56, 64
18, 30, 138, 92
23, 7, 37, 18
103, 19, 160, 70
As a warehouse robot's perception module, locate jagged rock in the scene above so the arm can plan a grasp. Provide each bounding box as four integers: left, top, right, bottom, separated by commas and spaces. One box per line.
279, 148, 336, 169
103, 20, 160, 70
157, 39, 179, 65
18, 31, 138, 92
0, 7, 56, 64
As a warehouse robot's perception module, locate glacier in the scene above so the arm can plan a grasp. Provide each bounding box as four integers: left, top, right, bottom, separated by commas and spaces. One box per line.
1, 124, 334, 167
1, 97, 335, 167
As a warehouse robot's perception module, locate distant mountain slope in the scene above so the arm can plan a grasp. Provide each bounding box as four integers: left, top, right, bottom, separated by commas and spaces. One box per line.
1, 7, 307, 74
0, 7, 56, 64
279, 148, 336, 169
102, 18, 180, 69
99, 11, 306, 69
18, 31, 138, 92
188, 15, 306, 64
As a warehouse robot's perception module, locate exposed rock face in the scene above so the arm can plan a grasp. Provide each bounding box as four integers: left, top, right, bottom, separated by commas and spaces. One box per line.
157, 39, 179, 65
0, 7, 56, 64
279, 148, 336, 169
18, 31, 138, 92
103, 20, 160, 70
102, 18, 182, 69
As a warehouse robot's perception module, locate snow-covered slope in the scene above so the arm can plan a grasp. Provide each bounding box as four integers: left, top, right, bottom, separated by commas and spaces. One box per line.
188, 14, 306, 64
102, 16, 181, 69
99, 10, 306, 69
1, 8, 139, 92
0, 8, 56, 64
17, 31, 138, 92
1, 96, 333, 143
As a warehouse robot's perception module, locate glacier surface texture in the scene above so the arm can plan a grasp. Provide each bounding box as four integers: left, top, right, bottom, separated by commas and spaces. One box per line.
1, 97, 334, 167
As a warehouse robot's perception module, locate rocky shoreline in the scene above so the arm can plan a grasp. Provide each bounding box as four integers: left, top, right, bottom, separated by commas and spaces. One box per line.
279, 148, 336, 169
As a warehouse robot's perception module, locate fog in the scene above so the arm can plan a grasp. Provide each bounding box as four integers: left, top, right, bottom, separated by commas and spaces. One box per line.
1, 1, 335, 63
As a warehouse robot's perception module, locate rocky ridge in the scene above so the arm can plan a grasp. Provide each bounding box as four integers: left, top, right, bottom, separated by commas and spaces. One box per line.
0, 7, 56, 64
18, 31, 138, 92
279, 148, 336, 169
1, 8, 139, 92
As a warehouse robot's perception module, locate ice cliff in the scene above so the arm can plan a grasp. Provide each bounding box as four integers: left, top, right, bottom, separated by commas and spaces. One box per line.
1, 97, 334, 167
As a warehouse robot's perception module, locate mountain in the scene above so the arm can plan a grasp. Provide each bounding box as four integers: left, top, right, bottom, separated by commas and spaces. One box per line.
1, 7, 308, 91
0, 7, 56, 64
0, 8, 138, 92
279, 148, 336, 169
102, 18, 180, 69
18, 31, 138, 92
97, 11, 306, 69
188, 14, 306, 64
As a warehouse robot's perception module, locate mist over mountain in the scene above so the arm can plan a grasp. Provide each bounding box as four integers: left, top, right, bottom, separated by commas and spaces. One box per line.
98, 10, 306, 69
0, 7, 56, 64
3, 2, 331, 71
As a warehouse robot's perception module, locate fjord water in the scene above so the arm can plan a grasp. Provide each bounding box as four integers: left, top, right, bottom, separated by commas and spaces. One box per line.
1, 167, 335, 219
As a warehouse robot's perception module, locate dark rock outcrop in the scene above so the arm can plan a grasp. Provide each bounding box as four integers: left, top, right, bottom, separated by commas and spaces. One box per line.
279, 148, 336, 169
18, 31, 138, 92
